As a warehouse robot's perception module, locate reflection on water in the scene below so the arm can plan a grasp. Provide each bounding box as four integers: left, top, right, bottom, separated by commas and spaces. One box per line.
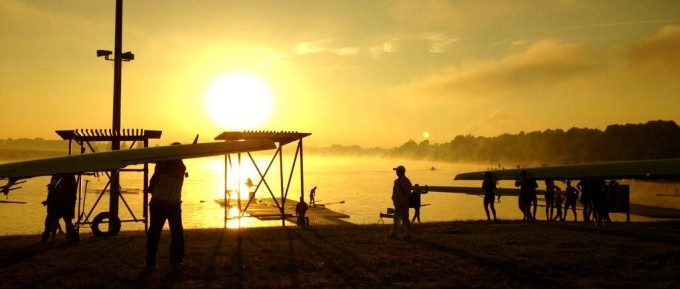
2, 156, 680, 235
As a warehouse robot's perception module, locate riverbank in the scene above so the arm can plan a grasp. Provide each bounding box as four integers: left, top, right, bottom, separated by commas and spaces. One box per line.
1, 221, 679, 289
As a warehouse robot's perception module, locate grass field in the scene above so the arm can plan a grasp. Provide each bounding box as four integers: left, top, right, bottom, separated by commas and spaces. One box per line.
1, 221, 679, 289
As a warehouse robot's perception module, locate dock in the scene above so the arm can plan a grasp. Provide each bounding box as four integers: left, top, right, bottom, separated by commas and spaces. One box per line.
216, 198, 352, 225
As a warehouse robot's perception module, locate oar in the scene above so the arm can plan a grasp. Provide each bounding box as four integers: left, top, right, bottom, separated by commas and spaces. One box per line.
318, 200, 345, 206
0, 200, 26, 204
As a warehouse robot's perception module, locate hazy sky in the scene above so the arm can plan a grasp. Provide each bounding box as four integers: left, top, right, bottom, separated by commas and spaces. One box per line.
1, 1, 679, 147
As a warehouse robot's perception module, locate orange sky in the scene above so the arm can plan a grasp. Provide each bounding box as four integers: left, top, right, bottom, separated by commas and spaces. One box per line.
1, 1, 679, 147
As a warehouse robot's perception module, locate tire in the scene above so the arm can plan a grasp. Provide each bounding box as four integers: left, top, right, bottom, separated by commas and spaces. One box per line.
91, 212, 121, 237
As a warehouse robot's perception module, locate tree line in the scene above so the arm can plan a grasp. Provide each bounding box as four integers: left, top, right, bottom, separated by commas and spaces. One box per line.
4, 120, 680, 165
389, 120, 680, 165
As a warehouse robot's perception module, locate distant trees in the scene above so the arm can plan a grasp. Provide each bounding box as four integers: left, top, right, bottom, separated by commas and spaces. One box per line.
3, 120, 680, 165
390, 120, 680, 165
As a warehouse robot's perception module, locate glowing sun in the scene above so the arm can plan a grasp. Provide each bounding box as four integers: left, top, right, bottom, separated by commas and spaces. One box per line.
205, 73, 273, 130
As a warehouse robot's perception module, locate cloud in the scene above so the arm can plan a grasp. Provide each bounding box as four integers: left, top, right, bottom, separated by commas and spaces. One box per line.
333, 47, 360, 56
369, 38, 400, 58
463, 108, 518, 136
421, 33, 459, 53
399, 40, 598, 100
295, 39, 333, 55
627, 25, 680, 75
295, 39, 360, 57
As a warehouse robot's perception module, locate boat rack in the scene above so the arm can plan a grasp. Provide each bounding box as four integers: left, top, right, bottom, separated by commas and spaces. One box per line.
56, 128, 162, 236
215, 130, 311, 227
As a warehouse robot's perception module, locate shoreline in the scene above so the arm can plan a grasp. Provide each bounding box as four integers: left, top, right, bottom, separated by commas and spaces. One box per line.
1, 220, 679, 288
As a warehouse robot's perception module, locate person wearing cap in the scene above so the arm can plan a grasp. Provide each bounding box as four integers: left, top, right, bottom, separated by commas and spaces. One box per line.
389, 165, 413, 239
145, 142, 188, 270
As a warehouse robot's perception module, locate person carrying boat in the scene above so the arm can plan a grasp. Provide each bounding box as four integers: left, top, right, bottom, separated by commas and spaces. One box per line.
515, 170, 537, 221
40, 174, 77, 244
145, 142, 188, 270
564, 180, 580, 222
482, 172, 497, 221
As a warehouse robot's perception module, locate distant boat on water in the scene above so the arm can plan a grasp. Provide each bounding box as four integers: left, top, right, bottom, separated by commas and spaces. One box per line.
89, 187, 140, 194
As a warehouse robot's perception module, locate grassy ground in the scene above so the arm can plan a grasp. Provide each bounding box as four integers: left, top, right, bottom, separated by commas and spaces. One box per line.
1, 221, 679, 289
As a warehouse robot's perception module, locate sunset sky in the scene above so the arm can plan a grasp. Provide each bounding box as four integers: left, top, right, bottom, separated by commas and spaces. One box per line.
1, 1, 679, 148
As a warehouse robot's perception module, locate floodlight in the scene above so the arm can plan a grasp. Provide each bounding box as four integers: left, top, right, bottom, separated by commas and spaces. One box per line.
97, 50, 113, 58
121, 51, 135, 61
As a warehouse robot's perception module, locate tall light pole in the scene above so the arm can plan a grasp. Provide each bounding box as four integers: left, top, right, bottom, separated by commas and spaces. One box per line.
97, 0, 134, 217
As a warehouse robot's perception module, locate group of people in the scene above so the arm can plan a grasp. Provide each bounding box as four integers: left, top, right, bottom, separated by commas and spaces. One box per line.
40, 142, 189, 270
483, 169, 614, 224
541, 178, 613, 225
388, 165, 428, 239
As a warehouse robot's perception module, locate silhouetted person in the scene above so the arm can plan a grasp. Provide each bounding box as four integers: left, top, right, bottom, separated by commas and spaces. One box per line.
601, 180, 615, 224
577, 179, 593, 222
41, 174, 77, 244
544, 179, 556, 221
553, 185, 564, 221
482, 172, 497, 221
146, 143, 187, 270
591, 178, 607, 225
564, 180, 580, 222
309, 186, 317, 206
410, 184, 426, 223
59, 174, 78, 243
515, 170, 537, 221
41, 175, 60, 243
295, 196, 309, 226
388, 165, 412, 239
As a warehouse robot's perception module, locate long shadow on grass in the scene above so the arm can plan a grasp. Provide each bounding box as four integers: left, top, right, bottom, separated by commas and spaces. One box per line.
231, 230, 245, 289
0, 233, 129, 267
17, 236, 140, 288
0, 241, 54, 267
416, 238, 576, 289
289, 227, 382, 287
538, 221, 680, 244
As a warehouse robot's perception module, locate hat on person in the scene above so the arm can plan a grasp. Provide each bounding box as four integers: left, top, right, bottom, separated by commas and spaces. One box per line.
393, 165, 406, 173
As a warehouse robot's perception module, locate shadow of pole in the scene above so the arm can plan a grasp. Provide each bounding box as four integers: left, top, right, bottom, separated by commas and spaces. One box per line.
231, 230, 244, 289
286, 228, 300, 288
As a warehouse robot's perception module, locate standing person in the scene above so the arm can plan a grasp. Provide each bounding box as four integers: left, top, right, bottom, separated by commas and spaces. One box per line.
410, 184, 426, 224
309, 186, 317, 206
564, 180, 580, 222
482, 172, 497, 221
40, 174, 78, 244
146, 143, 188, 270
41, 175, 61, 243
388, 165, 412, 239
58, 173, 78, 244
577, 179, 593, 222
553, 185, 564, 221
515, 170, 537, 221
295, 196, 309, 226
544, 179, 556, 221
590, 178, 607, 225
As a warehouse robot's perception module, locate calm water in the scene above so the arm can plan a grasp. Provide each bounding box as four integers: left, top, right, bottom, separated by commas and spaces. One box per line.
2, 155, 679, 236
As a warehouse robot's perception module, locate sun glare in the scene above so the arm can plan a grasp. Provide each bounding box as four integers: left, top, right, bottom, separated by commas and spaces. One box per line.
205, 73, 273, 130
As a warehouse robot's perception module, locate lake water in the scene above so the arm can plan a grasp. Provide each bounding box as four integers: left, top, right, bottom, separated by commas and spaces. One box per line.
2, 155, 679, 236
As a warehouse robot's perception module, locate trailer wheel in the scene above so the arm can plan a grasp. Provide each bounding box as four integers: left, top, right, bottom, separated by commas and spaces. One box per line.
91, 212, 121, 237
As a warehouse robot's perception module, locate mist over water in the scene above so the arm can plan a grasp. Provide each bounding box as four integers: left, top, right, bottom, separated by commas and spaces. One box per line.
2, 156, 679, 236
